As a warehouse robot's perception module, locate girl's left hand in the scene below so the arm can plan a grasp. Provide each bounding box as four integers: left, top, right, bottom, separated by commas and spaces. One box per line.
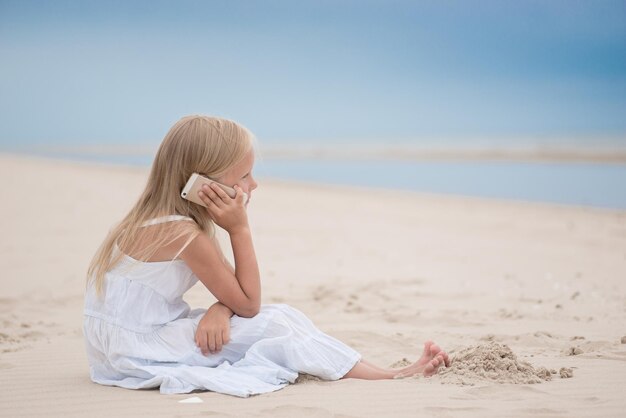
195, 302, 233, 355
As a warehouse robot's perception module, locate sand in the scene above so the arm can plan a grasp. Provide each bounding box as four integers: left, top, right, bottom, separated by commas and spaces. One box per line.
1, 152, 626, 417
438, 342, 557, 385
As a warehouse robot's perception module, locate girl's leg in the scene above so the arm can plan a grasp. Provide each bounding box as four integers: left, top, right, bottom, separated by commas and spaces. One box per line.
342, 360, 397, 379
342, 355, 445, 380
341, 341, 450, 380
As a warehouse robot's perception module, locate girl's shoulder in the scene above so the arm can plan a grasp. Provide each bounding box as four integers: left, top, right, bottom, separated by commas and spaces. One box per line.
139, 215, 201, 239
140, 214, 196, 228
123, 215, 205, 262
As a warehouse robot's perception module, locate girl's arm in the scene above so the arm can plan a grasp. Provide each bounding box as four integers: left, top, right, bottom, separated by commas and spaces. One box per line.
195, 238, 235, 355
180, 231, 261, 318
180, 182, 261, 317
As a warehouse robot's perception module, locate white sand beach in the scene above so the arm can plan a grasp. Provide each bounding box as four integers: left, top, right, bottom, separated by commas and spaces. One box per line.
1, 152, 625, 417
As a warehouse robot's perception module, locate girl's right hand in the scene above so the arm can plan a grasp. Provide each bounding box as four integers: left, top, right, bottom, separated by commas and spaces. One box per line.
198, 182, 249, 233
195, 302, 233, 355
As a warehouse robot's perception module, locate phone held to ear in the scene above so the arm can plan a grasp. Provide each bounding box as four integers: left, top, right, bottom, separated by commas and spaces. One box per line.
181, 173, 249, 207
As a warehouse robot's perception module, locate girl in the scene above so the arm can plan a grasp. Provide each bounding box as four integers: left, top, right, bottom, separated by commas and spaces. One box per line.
83, 115, 450, 397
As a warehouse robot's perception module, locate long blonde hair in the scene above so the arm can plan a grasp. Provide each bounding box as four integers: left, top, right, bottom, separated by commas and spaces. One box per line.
86, 115, 257, 298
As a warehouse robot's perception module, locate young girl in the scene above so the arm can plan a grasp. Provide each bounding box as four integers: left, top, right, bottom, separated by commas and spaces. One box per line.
83, 115, 450, 397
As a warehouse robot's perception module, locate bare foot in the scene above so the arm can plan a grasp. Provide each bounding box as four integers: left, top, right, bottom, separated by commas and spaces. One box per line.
430, 344, 451, 368
393, 354, 446, 378
422, 353, 446, 377
393, 341, 450, 379
416, 341, 451, 368
416, 340, 435, 367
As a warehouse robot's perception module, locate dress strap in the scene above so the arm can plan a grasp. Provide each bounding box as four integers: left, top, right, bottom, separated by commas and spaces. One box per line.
140, 215, 194, 227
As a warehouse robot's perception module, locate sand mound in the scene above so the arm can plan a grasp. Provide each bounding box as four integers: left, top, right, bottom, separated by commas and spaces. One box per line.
438, 342, 558, 385
295, 373, 322, 383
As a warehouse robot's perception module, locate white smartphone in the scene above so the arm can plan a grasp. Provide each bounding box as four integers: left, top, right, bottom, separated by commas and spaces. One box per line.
181, 173, 249, 207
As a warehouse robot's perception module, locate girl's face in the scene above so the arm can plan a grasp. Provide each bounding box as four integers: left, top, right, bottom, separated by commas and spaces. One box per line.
216, 149, 258, 204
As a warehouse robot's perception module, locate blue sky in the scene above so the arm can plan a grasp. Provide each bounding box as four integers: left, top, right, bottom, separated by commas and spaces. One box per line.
1, 0, 625, 147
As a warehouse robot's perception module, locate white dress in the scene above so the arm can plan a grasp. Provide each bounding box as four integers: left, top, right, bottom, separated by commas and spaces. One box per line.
82, 215, 361, 397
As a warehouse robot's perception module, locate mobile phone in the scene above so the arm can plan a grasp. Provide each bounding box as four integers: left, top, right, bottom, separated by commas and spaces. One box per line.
181, 173, 249, 207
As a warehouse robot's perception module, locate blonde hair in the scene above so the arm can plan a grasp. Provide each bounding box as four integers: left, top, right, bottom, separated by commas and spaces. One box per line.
86, 115, 257, 298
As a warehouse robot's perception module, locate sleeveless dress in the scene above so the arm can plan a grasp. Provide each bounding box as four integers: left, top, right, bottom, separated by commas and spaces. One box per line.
82, 215, 361, 397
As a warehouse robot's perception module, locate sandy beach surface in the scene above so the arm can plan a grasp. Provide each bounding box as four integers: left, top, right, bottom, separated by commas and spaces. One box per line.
1, 152, 625, 418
